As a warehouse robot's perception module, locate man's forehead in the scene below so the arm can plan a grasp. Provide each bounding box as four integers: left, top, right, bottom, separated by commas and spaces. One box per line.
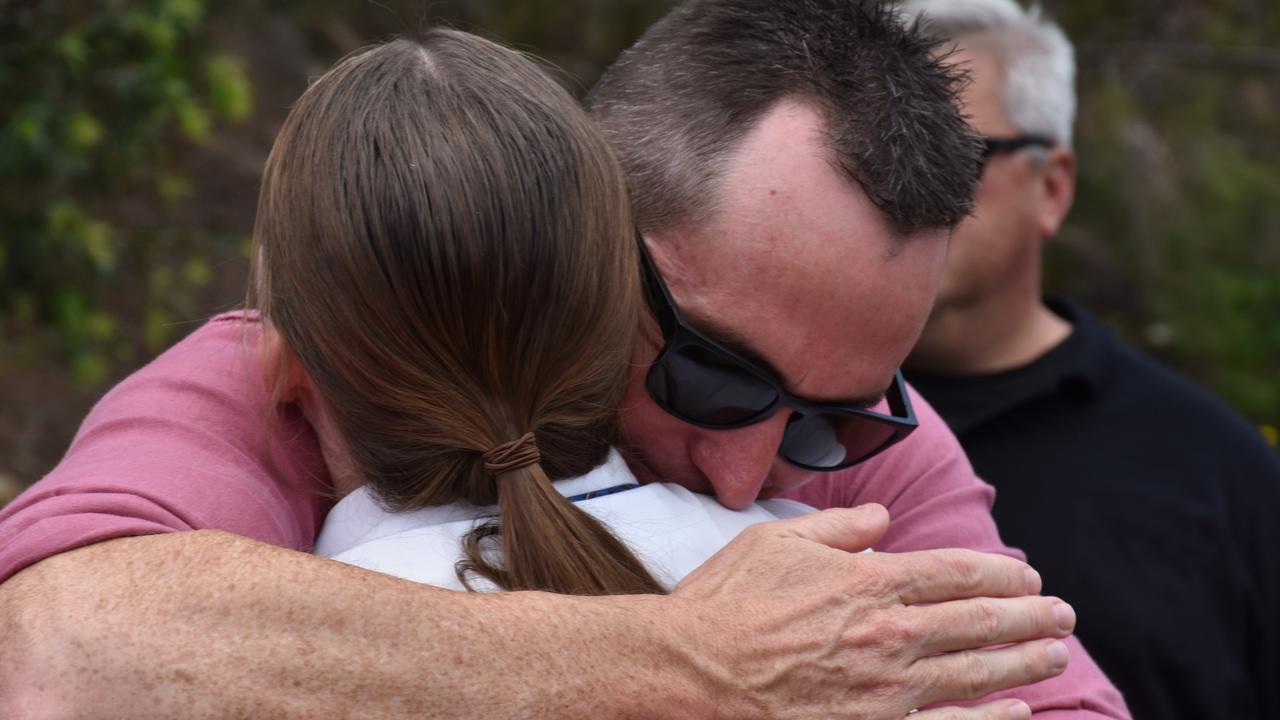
644, 98, 943, 406
680, 305, 892, 410
951, 43, 1012, 131
665, 253, 902, 407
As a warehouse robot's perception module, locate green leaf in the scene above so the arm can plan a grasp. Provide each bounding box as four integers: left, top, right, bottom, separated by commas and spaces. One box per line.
57, 32, 89, 69
53, 289, 86, 338
160, 0, 205, 29
134, 14, 179, 52
176, 100, 211, 143
183, 257, 212, 287
67, 111, 104, 150
163, 76, 190, 105
207, 54, 253, 124
72, 352, 110, 386
157, 172, 192, 204
85, 310, 117, 341
14, 114, 43, 147
82, 220, 115, 272
151, 266, 174, 293
47, 201, 84, 236
145, 307, 172, 352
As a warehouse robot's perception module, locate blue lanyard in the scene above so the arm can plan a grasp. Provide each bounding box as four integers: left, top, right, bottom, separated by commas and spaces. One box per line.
565, 483, 640, 503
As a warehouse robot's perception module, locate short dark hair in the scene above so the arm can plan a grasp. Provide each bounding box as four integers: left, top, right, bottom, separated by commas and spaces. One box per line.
587, 0, 983, 235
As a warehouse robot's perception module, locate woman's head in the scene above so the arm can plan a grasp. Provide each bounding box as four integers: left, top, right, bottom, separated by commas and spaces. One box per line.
251, 30, 661, 595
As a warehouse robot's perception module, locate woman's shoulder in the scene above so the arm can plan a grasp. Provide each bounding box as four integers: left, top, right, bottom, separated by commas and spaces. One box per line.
105, 310, 264, 401
316, 486, 492, 554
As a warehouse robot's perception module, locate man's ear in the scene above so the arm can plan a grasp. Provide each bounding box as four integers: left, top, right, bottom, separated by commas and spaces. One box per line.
1036, 147, 1077, 238
260, 324, 310, 404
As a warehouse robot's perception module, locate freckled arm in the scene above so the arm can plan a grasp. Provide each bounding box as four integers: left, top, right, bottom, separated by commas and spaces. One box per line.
0, 531, 700, 720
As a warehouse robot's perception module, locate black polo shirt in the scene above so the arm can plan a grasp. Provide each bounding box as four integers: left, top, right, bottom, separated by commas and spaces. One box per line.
906, 298, 1280, 720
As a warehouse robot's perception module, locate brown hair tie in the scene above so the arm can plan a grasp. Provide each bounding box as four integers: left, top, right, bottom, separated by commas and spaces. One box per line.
483, 432, 542, 476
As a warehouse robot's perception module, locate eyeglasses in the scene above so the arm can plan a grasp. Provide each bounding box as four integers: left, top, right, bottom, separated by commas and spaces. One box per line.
638, 240, 918, 472
982, 135, 1056, 161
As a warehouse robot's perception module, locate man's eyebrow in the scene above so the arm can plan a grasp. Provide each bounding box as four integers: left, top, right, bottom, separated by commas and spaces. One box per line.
681, 310, 889, 409
849, 390, 888, 411
682, 309, 784, 376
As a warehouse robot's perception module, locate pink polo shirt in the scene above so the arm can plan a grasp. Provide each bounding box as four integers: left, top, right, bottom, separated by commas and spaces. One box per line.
0, 312, 1129, 718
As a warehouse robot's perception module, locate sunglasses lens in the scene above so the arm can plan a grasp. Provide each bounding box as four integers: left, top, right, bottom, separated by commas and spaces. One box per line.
781, 413, 899, 470
650, 343, 778, 426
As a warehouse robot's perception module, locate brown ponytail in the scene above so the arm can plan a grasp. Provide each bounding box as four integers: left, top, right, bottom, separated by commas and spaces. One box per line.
250, 31, 664, 595
461, 462, 664, 595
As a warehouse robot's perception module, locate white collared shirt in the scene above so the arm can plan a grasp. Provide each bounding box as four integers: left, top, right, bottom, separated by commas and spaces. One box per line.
314, 449, 817, 591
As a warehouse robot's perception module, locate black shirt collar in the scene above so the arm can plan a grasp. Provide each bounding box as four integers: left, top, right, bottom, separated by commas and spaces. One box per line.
905, 297, 1119, 435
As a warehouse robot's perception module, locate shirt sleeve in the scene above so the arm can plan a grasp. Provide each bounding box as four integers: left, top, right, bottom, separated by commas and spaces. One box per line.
786, 383, 1132, 719
0, 313, 332, 584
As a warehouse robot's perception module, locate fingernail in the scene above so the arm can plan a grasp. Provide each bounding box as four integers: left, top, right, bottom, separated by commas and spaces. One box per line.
1024, 568, 1042, 594
1004, 700, 1032, 720
1047, 640, 1069, 671
1053, 602, 1076, 633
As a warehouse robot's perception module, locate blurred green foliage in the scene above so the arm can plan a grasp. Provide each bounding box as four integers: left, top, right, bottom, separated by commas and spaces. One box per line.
1043, 0, 1280, 430
0, 0, 252, 385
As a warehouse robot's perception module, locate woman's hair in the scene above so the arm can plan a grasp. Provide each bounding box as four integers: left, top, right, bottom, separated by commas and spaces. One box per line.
249, 30, 664, 596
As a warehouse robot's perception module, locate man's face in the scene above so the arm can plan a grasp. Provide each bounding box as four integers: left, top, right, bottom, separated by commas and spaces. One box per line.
618, 99, 949, 510
933, 45, 1060, 311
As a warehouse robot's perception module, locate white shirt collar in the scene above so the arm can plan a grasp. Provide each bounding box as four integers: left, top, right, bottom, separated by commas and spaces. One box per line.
546, 448, 637, 498
314, 449, 637, 554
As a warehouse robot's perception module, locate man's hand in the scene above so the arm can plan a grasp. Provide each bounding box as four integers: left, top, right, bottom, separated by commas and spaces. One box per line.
670, 505, 1072, 720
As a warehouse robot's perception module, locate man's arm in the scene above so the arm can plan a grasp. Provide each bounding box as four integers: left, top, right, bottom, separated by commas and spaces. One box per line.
0, 531, 701, 719
0, 509, 1070, 720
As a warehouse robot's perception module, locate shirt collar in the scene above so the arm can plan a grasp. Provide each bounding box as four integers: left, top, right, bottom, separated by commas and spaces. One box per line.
324, 448, 636, 540
548, 448, 638, 498
1041, 296, 1115, 396
904, 297, 1118, 435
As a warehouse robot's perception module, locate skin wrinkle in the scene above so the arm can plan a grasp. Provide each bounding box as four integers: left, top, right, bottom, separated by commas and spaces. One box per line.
711, 559, 901, 715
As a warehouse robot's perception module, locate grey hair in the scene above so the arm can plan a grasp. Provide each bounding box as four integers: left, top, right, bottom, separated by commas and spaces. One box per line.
897, 0, 1076, 147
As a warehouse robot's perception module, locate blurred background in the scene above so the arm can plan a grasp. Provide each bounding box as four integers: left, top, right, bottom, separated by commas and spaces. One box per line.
2, 0, 1278, 503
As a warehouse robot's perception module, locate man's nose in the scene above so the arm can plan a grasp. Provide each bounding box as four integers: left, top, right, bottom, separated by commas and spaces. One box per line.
690, 412, 791, 510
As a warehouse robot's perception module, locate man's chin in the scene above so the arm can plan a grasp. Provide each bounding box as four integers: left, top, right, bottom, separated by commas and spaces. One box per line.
930, 284, 985, 316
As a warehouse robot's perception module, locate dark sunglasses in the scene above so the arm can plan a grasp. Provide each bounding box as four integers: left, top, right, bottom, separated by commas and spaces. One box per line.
638, 240, 918, 472
982, 134, 1056, 161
